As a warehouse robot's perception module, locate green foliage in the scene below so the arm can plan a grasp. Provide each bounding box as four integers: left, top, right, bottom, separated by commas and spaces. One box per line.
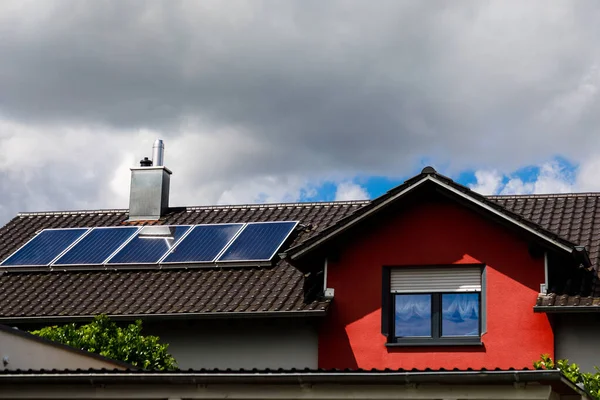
534, 354, 600, 399
30, 315, 177, 370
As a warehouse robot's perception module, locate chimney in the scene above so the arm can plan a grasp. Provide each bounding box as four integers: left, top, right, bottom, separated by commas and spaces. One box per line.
128, 139, 172, 221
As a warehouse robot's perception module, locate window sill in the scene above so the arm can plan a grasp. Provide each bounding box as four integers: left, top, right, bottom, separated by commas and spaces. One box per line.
386, 339, 483, 348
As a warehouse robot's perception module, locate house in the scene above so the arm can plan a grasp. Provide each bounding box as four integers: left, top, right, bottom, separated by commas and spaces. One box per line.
0, 141, 597, 399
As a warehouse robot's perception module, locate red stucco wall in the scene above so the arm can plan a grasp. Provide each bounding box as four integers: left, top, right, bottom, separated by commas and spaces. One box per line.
319, 198, 553, 370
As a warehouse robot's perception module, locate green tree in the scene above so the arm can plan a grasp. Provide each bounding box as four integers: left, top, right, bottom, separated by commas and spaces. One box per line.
534, 354, 600, 399
30, 315, 177, 370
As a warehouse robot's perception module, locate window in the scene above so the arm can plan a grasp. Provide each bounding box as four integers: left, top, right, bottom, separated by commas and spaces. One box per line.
382, 265, 485, 346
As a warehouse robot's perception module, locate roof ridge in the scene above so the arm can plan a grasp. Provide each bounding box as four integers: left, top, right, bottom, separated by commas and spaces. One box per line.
487, 192, 600, 199
17, 209, 129, 217
16, 200, 371, 217
182, 200, 370, 211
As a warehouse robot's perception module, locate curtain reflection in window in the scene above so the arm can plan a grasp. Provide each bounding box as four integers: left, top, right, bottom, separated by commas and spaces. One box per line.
395, 294, 431, 337
442, 293, 479, 337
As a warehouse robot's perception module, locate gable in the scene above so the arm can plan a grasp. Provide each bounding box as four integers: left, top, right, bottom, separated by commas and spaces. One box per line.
327, 195, 545, 278
289, 171, 583, 269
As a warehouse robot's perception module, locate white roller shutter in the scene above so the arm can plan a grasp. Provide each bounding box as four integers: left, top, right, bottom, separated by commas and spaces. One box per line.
390, 267, 481, 293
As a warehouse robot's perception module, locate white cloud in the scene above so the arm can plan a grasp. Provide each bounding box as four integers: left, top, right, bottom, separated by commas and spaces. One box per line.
470, 161, 577, 196
334, 182, 369, 201
469, 170, 503, 195
500, 162, 575, 195
576, 156, 600, 192
530, 162, 575, 194
0, 117, 325, 221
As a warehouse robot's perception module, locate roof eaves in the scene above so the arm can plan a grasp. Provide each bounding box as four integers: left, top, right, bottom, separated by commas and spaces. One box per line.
0, 369, 586, 398
534, 305, 600, 313
0, 368, 575, 387
0, 309, 330, 324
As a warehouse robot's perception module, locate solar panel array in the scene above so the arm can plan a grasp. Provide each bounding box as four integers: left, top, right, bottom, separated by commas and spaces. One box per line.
0, 221, 298, 268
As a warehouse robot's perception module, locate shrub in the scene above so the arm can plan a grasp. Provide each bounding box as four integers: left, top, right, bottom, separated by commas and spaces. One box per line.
30, 315, 177, 370
534, 354, 600, 399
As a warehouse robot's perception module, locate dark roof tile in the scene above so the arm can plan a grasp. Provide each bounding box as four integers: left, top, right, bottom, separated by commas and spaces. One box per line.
490, 193, 600, 273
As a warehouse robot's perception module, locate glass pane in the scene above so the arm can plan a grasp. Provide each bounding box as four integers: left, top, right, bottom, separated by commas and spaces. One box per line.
107, 226, 190, 264
54, 227, 138, 265
442, 293, 480, 337
1, 228, 89, 266
218, 221, 297, 262
394, 294, 431, 337
163, 224, 244, 263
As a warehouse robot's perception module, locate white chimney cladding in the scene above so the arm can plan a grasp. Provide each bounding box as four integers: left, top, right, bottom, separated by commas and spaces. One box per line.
128, 139, 171, 221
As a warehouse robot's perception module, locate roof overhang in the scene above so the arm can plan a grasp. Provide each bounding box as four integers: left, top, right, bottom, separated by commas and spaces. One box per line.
534, 294, 600, 313
289, 175, 577, 261
534, 306, 600, 313
0, 309, 329, 324
0, 369, 586, 399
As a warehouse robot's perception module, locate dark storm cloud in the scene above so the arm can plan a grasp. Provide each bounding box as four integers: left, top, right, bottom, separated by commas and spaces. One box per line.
1, 1, 600, 223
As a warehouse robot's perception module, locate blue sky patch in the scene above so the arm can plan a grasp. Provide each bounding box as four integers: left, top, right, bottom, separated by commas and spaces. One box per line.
303, 156, 580, 202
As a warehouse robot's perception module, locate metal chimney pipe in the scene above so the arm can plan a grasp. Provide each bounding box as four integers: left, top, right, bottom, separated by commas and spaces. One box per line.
152, 139, 165, 167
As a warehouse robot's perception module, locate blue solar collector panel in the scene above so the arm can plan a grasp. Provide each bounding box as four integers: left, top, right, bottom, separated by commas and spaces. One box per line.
106, 225, 191, 265
53, 227, 139, 266
1, 228, 90, 267
217, 221, 297, 262
1, 221, 299, 269
161, 224, 244, 264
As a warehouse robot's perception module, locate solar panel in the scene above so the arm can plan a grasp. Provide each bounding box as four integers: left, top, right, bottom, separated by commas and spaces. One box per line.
1, 228, 89, 267
217, 221, 297, 262
53, 227, 139, 266
161, 224, 244, 264
106, 225, 191, 265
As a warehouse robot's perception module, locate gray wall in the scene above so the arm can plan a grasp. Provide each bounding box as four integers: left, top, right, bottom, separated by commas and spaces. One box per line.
554, 313, 600, 372
145, 318, 319, 370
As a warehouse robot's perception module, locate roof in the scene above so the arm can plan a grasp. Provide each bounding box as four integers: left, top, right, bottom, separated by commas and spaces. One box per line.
287, 169, 600, 311
0, 263, 328, 322
288, 170, 581, 259
0, 202, 366, 321
1, 169, 600, 319
490, 193, 600, 310
490, 192, 600, 273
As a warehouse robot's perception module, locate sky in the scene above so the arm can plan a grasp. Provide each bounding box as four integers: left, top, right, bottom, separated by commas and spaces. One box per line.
1, 1, 600, 224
